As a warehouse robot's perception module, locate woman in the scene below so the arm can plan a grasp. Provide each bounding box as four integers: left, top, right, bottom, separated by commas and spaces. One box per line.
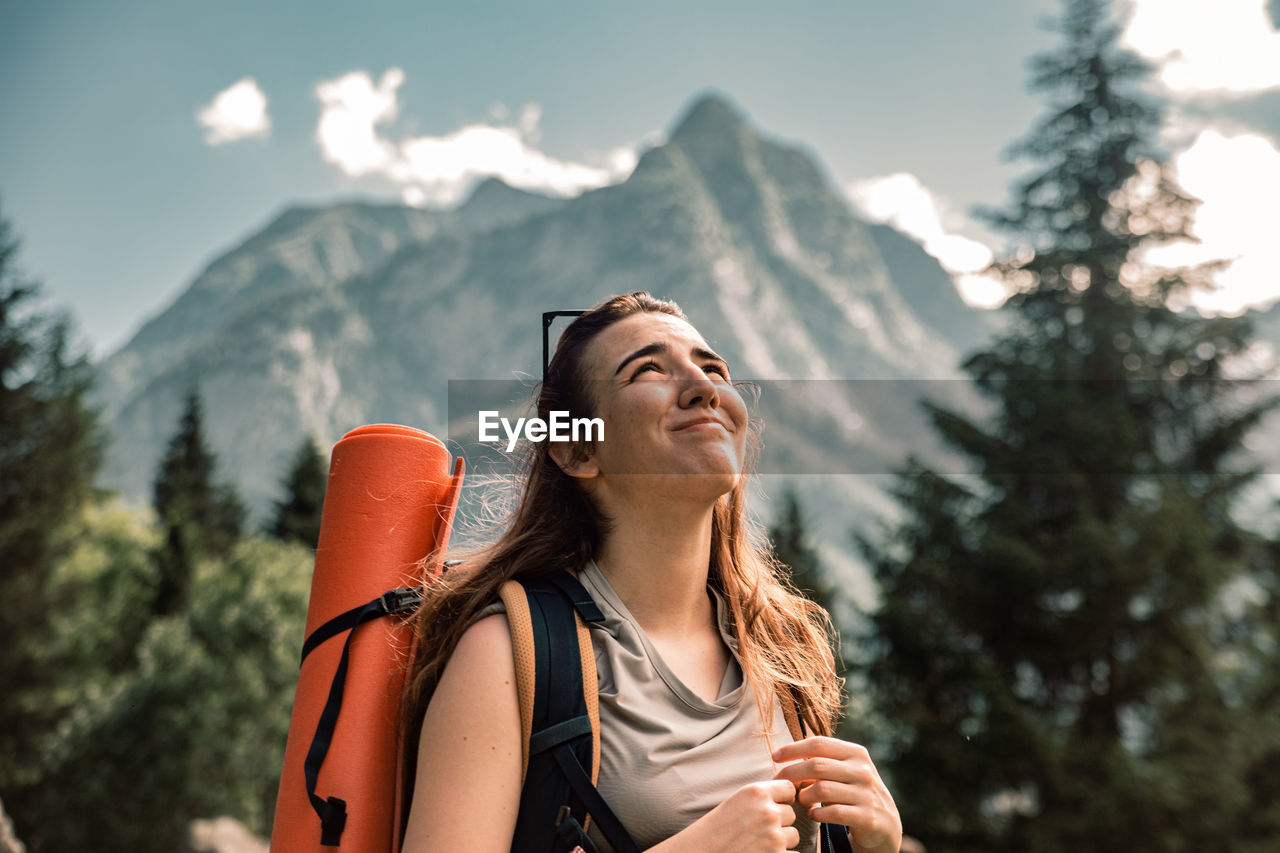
400, 292, 901, 852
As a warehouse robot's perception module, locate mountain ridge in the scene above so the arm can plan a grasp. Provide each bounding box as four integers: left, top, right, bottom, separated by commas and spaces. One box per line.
96, 93, 996, 594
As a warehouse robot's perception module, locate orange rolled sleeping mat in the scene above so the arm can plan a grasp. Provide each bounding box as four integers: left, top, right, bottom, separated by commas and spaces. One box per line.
271, 424, 464, 852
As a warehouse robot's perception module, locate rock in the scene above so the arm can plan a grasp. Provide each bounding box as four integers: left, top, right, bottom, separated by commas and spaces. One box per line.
188, 816, 269, 853
0, 797, 26, 853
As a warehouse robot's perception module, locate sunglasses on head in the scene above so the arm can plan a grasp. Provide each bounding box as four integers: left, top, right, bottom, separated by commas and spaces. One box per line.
542, 310, 586, 383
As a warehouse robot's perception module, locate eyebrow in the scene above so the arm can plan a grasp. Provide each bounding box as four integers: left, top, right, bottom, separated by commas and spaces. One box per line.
613, 342, 729, 376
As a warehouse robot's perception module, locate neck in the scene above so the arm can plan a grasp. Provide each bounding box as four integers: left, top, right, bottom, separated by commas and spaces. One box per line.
594, 492, 718, 640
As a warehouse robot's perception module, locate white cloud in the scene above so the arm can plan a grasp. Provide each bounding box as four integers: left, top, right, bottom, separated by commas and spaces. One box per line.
398, 125, 615, 204
314, 70, 633, 204
402, 185, 427, 208
607, 145, 639, 176
847, 173, 1006, 308
197, 78, 270, 145
316, 68, 403, 176
518, 103, 542, 143
1122, 0, 1280, 94
1143, 130, 1280, 314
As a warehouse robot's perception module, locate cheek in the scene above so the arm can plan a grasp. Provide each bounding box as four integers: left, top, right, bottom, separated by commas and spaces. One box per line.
721, 385, 749, 429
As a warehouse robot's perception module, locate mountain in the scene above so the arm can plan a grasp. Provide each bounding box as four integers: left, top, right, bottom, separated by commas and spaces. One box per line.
96, 93, 994, 595
866, 223, 1003, 359
99, 185, 564, 419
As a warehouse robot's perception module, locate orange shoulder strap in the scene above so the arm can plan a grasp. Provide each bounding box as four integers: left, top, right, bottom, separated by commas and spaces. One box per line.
498, 580, 537, 783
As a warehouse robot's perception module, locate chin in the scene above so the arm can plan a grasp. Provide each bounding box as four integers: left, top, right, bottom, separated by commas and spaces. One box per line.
631, 469, 740, 504
676, 466, 742, 502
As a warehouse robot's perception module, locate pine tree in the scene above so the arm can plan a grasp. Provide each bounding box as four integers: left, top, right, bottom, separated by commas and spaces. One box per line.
770, 486, 873, 745
151, 389, 245, 614
271, 434, 327, 548
857, 2, 1278, 850
770, 487, 827, 606
0, 209, 104, 803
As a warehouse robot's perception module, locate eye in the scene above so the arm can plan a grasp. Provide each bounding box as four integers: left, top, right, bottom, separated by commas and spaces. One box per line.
630, 360, 663, 379
704, 363, 729, 380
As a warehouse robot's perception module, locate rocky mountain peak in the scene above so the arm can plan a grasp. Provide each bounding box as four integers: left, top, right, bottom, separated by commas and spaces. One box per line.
451, 177, 564, 232
668, 92, 749, 146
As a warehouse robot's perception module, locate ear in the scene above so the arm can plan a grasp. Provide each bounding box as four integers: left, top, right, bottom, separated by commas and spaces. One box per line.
549, 442, 599, 479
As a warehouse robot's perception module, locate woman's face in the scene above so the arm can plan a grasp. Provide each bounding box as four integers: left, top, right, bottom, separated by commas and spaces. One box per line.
567, 311, 748, 498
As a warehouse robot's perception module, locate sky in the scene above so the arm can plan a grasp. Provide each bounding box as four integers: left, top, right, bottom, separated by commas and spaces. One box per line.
3, 0, 1279, 358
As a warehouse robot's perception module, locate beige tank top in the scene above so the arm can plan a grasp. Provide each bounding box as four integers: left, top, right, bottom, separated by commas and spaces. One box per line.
569, 562, 818, 852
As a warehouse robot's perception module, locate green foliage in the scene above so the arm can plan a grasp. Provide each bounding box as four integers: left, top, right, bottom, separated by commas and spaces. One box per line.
0, 209, 104, 798
858, 2, 1280, 851
47, 499, 161, 691
30, 532, 312, 852
0, 205, 313, 852
151, 389, 247, 614
271, 434, 328, 548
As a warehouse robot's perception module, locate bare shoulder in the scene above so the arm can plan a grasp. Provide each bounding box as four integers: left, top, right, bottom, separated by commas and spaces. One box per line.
402, 613, 521, 852
449, 612, 516, 671
419, 613, 518, 738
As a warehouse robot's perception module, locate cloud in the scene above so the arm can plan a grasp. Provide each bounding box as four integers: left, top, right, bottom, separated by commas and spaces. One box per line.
314, 69, 634, 205
1142, 130, 1280, 314
397, 124, 615, 204
847, 173, 1006, 308
1122, 0, 1280, 94
197, 78, 270, 145
316, 68, 403, 176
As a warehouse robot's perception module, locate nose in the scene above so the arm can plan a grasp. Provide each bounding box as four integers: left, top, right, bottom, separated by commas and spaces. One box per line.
677, 363, 720, 410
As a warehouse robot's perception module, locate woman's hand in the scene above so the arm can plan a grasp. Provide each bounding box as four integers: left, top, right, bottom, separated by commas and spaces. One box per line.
772, 737, 902, 853
650, 780, 801, 853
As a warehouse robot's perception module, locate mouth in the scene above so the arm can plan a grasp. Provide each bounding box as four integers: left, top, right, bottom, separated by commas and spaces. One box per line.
672, 417, 729, 433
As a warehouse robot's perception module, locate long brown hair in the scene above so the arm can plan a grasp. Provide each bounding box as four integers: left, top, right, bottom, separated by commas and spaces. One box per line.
400, 291, 842, 772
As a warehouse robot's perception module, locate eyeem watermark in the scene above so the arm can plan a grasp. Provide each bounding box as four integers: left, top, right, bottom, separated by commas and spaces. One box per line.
478, 410, 604, 452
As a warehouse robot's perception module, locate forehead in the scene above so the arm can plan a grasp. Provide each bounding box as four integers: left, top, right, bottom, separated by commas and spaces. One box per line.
584, 312, 711, 369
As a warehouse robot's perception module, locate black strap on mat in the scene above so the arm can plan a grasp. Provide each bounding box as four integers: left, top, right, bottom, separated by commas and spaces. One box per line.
298, 586, 423, 846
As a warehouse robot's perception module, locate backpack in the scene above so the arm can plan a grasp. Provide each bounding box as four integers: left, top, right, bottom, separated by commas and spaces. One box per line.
272, 425, 854, 852
495, 570, 856, 853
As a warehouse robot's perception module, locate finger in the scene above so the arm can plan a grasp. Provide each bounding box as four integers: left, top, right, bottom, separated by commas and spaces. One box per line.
807, 801, 868, 828
778, 802, 796, 827
773, 756, 868, 787
772, 736, 869, 764
766, 779, 797, 803
794, 780, 870, 810
809, 803, 894, 849
783, 826, 800, 849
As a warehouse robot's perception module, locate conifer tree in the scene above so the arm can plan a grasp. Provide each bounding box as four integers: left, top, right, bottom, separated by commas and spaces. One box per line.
0, 209, 103, 804
858, 2, 1277, 850
770, 487, 827, 606
271, 434, 327, 548
770, 486, 848, 668
151, 389, 245, 614
770, 486, 870, 744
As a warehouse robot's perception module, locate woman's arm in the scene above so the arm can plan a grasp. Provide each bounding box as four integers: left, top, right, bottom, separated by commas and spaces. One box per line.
401, 614, 523, 852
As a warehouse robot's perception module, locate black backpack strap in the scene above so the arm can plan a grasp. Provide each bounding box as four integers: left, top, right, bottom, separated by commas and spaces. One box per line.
511, 573, 640, 853
297, 586, 424, 846
792, 705, 856, 853
822, 821, 855, 853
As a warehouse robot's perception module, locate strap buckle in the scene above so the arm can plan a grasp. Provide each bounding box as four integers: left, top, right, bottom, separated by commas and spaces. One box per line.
555, 805, 598, 853
379, 586, 423, 615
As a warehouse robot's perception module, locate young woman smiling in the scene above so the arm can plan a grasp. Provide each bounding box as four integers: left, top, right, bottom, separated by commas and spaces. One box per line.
400, 292, 901, 853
